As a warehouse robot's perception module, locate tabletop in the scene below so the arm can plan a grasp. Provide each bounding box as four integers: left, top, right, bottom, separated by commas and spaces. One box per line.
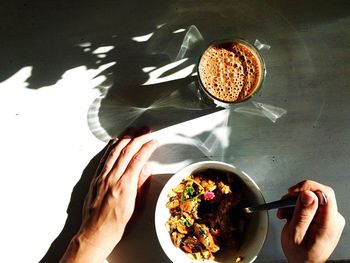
1, 0, 349, 262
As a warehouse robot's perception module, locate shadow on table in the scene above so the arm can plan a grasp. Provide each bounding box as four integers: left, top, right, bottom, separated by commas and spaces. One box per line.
39, 142, 204, 263
39, 145, 107, 263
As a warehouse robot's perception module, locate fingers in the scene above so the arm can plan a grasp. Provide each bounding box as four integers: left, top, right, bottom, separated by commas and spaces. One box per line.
138, 163, 153, 189
99, 128, 138, 178
337, 213, 346, 238
86, 128, 154, 209
94, 139, 119, 177
122, 139, 158, 188
277, 193, 298, 220
108, 129, 154, 182
288, 180, 337, 226
289, 190, 318, 245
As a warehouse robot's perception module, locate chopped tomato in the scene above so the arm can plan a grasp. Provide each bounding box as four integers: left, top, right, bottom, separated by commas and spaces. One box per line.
180, 200, 196, 212
182, 245, 192, 253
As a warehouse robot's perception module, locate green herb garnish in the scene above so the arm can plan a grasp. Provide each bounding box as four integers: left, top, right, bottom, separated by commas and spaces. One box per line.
180, 178, 205, 201
180, 217, 191, 227
199, 226, 206, 237
186, 186, 195, 196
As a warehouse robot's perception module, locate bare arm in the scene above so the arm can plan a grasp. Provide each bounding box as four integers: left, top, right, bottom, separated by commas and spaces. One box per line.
60, 128, 158, 263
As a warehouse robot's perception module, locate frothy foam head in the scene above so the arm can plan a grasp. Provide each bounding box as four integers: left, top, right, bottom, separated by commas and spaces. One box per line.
199, 41, 263, 103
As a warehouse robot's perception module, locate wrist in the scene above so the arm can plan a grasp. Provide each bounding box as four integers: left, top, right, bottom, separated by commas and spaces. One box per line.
60, 234, 108, 263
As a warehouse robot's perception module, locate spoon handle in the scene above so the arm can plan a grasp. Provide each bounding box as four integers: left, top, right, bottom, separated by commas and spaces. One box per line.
244, 196, 298, 213
244, 190, 328, 214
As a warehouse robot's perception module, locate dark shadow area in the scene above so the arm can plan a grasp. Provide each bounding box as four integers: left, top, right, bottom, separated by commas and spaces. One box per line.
40, 144, 107, 263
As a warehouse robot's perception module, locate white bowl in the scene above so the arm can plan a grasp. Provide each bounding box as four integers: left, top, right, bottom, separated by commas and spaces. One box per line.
155, 161, 268, 263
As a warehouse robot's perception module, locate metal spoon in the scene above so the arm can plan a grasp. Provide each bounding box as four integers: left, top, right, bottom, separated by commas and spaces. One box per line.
244, 190, 328, 214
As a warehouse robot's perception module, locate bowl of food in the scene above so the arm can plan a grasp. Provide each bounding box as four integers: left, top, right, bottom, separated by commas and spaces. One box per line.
155, 161, 268, 263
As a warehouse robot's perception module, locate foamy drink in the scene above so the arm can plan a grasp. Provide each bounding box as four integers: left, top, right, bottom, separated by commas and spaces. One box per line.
198, 40, 264, 104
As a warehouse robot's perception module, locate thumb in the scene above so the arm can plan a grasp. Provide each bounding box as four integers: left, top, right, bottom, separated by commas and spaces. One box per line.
288, 190, 318, 245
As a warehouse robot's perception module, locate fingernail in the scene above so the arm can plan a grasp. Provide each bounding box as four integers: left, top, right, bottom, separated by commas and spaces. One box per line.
300, 192, 315, 206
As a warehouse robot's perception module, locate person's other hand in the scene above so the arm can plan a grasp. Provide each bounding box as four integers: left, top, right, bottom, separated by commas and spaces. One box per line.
277, 180, 345, 263
60, 128, 158, 263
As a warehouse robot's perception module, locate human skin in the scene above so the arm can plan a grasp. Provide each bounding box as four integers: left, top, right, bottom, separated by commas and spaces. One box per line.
60, 128, 158, 263
277, 180, 346, 263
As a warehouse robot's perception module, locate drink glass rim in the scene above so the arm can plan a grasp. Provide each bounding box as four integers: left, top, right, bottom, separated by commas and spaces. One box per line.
197, 38, 266, 107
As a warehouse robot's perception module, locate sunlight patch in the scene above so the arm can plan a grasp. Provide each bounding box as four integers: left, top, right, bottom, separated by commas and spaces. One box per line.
142, 66, 157, 73
173, 28, 186, 33
234, 101, 287, 123
92, 46, 115, 54
0, 66, 32, 89
143, 59, 195, 85
77, 42, 92, 48
132, 32, 154, 42
156, 23, 167, 29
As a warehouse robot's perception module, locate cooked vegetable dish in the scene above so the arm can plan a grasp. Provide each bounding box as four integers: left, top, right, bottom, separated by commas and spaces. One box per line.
165, 169, 251, 261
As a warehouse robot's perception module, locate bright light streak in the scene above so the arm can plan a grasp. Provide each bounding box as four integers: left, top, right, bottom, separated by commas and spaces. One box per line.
173, 28, 186, 33
149, 109, 231, 160
150, 160, 191, 175
132, 32, 154, 42
254, 39, 271, 50
142, 66, 156, 73
156, 23, 166, 29
92, 46, 115, 54
60, 62, 115, 81
234, 101, 287, 123
143, 59, 195, 85
77, 42, 92, 47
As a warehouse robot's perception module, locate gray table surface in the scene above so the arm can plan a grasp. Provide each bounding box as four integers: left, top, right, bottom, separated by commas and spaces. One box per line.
1, 0, 349, 262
